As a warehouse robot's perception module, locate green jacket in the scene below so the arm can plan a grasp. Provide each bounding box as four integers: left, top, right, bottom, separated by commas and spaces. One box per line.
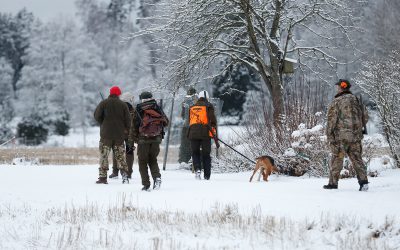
94, 95, 131, 145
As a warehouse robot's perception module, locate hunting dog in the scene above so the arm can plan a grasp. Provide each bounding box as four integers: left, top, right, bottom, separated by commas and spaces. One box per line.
249, 155, 278, 182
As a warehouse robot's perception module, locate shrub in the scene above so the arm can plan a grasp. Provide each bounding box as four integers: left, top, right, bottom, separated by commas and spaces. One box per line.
17, 116, 48, 145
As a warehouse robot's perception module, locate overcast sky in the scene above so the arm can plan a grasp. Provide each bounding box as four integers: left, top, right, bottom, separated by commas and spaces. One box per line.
0, 0, 77, 21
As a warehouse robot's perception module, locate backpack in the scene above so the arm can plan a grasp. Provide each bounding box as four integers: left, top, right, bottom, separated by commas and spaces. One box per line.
139, 108, 167, 138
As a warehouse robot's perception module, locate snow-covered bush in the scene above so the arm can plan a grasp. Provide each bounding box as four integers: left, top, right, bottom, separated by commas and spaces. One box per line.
213, 146, 253, 173
17, 115, 48, 145
216, 76, 332, 176
285, 122, 330, 177
12, 157, 39, 165
356, 51, 400, 168
52, 111, 70, 136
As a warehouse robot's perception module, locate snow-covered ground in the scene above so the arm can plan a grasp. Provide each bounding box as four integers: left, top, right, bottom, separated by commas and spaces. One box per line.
0, 164, 399, 249
2, 121, 398, 249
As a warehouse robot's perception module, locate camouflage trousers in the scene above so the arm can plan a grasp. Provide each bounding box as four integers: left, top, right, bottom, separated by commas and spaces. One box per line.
99, 141, 128, 178
329, 140, 368, 185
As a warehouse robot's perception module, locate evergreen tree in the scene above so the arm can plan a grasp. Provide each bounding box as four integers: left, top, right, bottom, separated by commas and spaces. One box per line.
212, 62, 260, 119
0, 57, 14, 143
0, 9, 33, 99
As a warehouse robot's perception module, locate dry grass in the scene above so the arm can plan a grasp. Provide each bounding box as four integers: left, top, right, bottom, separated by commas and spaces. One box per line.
0, 146, 180, 165
0, 197, 398, 249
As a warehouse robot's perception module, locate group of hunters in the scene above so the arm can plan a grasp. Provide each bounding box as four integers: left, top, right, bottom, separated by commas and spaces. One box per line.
94, 79, 369, 192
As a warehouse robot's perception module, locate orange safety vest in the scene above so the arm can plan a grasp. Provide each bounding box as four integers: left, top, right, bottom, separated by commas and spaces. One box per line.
189, 105, 208, 126
189, 105, 216, 137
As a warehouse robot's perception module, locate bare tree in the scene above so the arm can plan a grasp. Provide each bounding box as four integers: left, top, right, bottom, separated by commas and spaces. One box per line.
356, 51, 400, 168
132, 0, 356, 125
137, 0, 161, 79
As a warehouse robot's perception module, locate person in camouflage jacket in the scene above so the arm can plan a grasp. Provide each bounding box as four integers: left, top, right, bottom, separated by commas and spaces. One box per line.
324, 79, 369, 191
110, 92, 135, 179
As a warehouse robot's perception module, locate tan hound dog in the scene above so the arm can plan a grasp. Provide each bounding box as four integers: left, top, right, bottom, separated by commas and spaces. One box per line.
249, 155, 278, 182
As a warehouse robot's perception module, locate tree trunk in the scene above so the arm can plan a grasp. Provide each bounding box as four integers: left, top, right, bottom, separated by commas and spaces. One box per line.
241, 0, 285, 126
270, 73, 285, 126
139, 0, 160, 79
11, 63, 22, 99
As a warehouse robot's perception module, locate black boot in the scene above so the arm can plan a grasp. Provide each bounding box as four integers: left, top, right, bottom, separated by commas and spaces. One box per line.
96, 177, 108, 184
359, 180, 369, 191
142, 185, 151, 191
109, 172, 118, 179
323, 184, 338, 189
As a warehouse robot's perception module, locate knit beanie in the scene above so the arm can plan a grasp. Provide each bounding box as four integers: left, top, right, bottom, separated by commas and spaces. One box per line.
110, 86, 122, 96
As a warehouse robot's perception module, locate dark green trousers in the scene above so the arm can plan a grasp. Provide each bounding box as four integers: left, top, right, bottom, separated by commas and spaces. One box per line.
178, 126, 192, 163
137, 143, 161, 186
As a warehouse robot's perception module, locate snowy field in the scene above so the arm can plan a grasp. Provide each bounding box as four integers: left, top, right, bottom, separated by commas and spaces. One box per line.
0, 164, 399, 249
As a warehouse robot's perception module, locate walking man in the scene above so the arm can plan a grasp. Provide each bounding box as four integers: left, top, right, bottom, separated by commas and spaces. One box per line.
323, 79, 369, 191
188, 90, 218, 180
178, 87, 197, 165
94, 86, 131, 184
129, 91, 168, 191
109, 92, 135, 179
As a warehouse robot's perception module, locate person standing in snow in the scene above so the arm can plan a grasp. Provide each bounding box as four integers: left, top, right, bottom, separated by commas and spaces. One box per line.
178, 87, 197, 165
323, 79, 369, 191
128, 91, 169, 191
188, 90, 218, 180
109, 92, 135, 179
94, 86, 131, 184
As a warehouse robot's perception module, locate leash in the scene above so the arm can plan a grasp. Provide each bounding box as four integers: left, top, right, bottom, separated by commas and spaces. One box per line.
216, 137, 256, 164
208, 126, 255, 164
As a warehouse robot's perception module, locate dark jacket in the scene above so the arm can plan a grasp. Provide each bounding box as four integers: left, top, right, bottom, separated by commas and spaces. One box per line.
124, 102, 134, 140
181, 95, 197, 126
188, 98, 217, 140
129, 99, 169, 144
94, 95, 131, 145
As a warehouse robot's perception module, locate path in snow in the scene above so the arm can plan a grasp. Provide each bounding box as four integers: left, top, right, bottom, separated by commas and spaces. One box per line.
0, 164, 399, 221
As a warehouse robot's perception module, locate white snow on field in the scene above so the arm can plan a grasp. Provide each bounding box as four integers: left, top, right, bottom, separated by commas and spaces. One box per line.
45, 127, 100, 148
0, 164, 399, 249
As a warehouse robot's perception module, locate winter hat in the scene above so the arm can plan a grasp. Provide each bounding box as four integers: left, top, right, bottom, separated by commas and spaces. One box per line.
198, 90, 209, 99
335, 79, 351, 89
139, 91, 153, 100
120, 92, 134, 104
110, 86, 122, 96
187, 87, 196, 96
